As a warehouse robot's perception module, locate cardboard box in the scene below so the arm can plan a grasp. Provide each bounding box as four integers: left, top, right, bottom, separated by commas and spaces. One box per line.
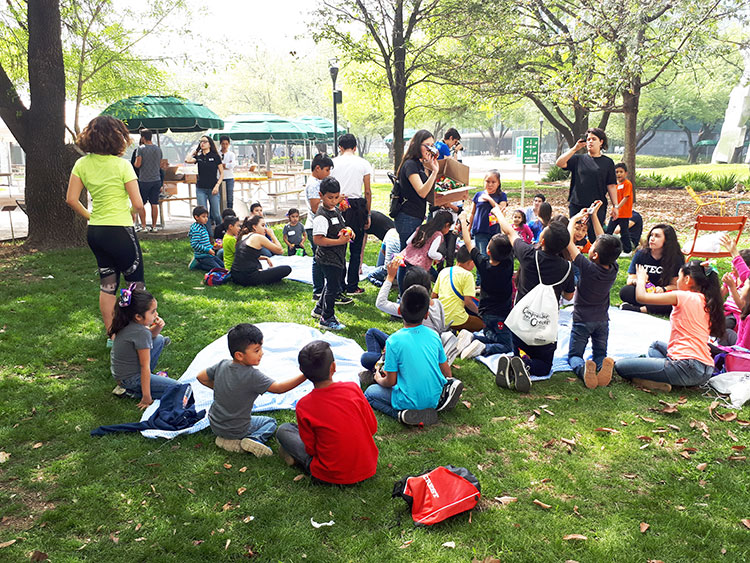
434, 187, 470, 207
438, 158, 470, 185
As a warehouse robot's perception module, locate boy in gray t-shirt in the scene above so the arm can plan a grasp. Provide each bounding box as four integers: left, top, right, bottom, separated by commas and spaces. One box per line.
282, 208, 307, 256
197, 324, 305, 456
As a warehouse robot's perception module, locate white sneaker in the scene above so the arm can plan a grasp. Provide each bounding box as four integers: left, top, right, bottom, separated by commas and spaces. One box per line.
240, 438, 273, 457
619, 251, 633, 258
460, 339, 485, 360
455, 329, 474, 354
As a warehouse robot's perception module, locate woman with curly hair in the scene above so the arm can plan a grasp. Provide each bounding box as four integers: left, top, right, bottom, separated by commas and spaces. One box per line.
66, 115, 144, 339
619, 223, 685, 316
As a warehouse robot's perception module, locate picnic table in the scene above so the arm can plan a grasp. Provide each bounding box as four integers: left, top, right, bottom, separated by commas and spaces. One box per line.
234, 173, 305, 215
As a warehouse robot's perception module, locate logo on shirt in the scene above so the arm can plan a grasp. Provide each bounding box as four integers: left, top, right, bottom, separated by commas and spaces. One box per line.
522, 306, 551, 328
642, 264, 663, 275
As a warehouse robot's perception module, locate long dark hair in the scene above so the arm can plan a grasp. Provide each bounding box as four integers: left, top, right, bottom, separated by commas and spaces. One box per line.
239, 215, 263, 237
411, 210, 453, 248
640, 224, 683, 286
108, 286, 154, 337
397, 129, 434, 175
680, 261, 725, 338
194, 135, 219, 157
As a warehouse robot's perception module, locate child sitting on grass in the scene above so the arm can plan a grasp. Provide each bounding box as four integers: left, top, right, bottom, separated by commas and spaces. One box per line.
197, 324, 306, 456
364, 285, 463, 426
276, 340, 378, 485
720, 235, 750, 351
283, 208, 307, 256
214, 208, 237, 241
511, 209, 534, 244
189, 205, 224, 271
433, 246, 482, 332
397, 210, 453, 291
221, 215, 241, 272
565, 203, 621, 389
110, 285, 178, 408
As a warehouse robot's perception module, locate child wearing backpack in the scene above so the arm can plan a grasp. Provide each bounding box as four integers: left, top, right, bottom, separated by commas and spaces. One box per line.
109, 285, 179, 408
276, 340, 378, 484
565, 203, 622, 389
489, 198, 575, 391
364, 285, 463, 426
197, 324, 306, 455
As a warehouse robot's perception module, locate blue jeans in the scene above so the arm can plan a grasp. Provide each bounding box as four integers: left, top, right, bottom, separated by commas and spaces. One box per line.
473, 233, 492, 286
475, 314, 513, 355
245, 415, 277, 444
341, 225, 365, 292
196, 187, 221, 228
306, 228, 324, 295
119, 335, 179, 398
606, 217, 632, 253
568, 320, 609, 379
512, 333, 556, 377
224, 178, 235, 210
614, 341, 714, 387
194, 254, 224, 271
364, 384, 399, 419
315, 263, 343, 322
361, 328, 388, 370
394, 212, 424, 250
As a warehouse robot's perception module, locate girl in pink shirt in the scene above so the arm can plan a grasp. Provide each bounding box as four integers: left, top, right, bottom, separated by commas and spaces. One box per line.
397, 210, 453, 292
511, 209, 534, 244
721, 235, 750, 350
614, 260, 725, 392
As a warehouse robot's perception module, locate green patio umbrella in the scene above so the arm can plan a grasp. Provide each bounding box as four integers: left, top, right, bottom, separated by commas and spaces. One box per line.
384, 128, 417, 144
210, 113, 313, 141
298, 116, 347, 142
101, 95, 224, 134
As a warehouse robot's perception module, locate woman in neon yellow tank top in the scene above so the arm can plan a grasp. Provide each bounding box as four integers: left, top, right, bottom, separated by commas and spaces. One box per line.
66, 116, 145, 338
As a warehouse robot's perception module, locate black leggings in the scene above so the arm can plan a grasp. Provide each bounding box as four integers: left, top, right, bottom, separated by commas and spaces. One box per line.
232, 266, 292, 286
619, 284, 673, 316
87, 225, 144, 294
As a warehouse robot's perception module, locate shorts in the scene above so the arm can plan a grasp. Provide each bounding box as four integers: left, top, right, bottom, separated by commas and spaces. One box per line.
87, 225, 144, 293
138, 180, 162, 205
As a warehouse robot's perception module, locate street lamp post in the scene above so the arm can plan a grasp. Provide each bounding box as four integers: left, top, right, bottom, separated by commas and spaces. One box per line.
329, 58, 339, 155
538, 116, 544, 176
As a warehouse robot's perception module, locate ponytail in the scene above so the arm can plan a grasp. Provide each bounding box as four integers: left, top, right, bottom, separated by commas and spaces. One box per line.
108, 284, 154, 337
411, 210, 453, 248
680, 260, 725, 338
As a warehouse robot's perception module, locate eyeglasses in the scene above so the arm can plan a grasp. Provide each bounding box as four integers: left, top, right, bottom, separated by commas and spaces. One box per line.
200, 139, 209, 143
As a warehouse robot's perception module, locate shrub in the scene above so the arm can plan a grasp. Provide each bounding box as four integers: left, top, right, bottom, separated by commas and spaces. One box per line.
635, 155, 689, 168
543, 165, 570, 182
634, 173, 660, 188
712, 174, 739, 192
677, 172, 714, 190
363, 153, 390, 170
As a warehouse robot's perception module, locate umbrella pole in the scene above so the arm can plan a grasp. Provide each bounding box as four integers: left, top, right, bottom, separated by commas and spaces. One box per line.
285, 141, 289, 173
156, 131, 160, 146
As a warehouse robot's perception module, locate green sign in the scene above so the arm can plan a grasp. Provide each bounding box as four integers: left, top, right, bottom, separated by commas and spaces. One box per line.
516, 136, 539, 165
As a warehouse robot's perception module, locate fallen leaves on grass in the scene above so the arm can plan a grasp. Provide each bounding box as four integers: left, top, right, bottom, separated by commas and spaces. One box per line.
658, 400, 679, 414
667, 424, 680, 431
732, 445, 746, 451
239, 466, 247, 473
717, 412, 738, 423
640, 522, 650, 533
0, 452, 9, 463
623, 473, 637, 479
561, 438, 576, 447
494, 496, 518, 505
637, 436, 652, 441
728, 430, 739, 442
221, 502, 234, 511
728, 455, 747, 461
30, 550, 49, 561
462, 401, 472, 409
223, 463, 232, 469
243, 516, 254, 523
573, 505, 581, 517
293, 474, 305, 482
237, 487, 247, 496
0, 540, 16, 548
442, 541, 456, 548
595, 427, 619, 434
533, 499, 551, 509
562, 534, 587, 541
640, 416, 656, 423
398, 540, 412, 549
472, 558, 501, 563
31, 442, 42, 449
679, 451, 692, 460
192, 540, 204, 546
697, 462, 708, 471
741, 519, 750, 530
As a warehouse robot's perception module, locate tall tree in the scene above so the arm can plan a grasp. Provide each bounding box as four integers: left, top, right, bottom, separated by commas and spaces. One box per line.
0, 0, 83, 248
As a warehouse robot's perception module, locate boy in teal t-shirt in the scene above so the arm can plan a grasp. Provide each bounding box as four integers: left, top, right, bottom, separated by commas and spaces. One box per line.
364, 285, 463, 426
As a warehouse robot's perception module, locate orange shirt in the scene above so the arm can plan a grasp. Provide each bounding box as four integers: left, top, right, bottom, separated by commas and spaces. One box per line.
616, 179, 633, 218
667, 291, 712, 366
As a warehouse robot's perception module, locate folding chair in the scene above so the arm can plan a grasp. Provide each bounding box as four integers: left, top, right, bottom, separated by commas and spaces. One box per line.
684, 185, 728, 216
683, 215, 747, 260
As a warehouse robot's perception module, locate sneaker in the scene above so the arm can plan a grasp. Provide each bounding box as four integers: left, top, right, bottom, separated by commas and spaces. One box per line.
398, 408, 438, 426
278, 445, 295, 467
150, 226, 159, 233
134, 224, 144, 233
310, 307, 322, 320
437, 378, 464, 412
320, 317, 346, 331
312, 293, 321, 301
359, 369, 375, 389
631, 378, 672, 392
510, 356, 532, 393
240, 438, 273, 457
455, 329, 474, 354
112, 385, 128, 397
619, 303, 641, 312
495, 356, 513, 389
583, 360, 598, 390
560, 296, 574, 307
442, 332, 459, 365
619, 251, 633, 259
215, 436, 244, 453
335, 294, 354, 306
346, 287, 365, 295
188, 257, 199, 270
597, 357, 614, 387
460, 339, 485, 360
163, 336, 171, 348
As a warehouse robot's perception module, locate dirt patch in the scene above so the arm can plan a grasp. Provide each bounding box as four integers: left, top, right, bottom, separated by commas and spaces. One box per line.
445, 425, 482, 439
0, 482, 56, 532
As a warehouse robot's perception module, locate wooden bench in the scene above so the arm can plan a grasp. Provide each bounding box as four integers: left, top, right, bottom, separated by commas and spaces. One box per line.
267, 188, 305, 215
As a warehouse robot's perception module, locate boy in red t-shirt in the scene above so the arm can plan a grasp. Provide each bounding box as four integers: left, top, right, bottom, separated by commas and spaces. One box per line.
276, 340, 378, 485
606, 162, 634, 256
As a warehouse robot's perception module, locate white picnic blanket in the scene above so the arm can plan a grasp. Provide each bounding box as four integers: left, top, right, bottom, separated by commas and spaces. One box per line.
263, 255, 377, 286
476, 307, 672, 381
140, 322, 364, 439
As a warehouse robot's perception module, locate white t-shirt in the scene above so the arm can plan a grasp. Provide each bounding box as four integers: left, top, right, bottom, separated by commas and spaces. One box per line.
304, 177, 322, 231
221, 150, 236, 180
331, 152, 372, 199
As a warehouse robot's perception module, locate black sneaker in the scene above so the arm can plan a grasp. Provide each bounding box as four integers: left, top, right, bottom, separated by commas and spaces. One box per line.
510, 356, 532, 393
358, 369, 375, 389
312, 293, 321, 301
398, 408, 438, 426
347, 287, 365, 295
619, 303, 641, 313
310, 307, 322, 320
335, 294, 354, 305
436, 378, 464, 412
495, 356, 513, 389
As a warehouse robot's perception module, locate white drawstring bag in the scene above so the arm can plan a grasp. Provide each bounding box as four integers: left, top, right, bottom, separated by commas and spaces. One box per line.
505, 252, 571, 346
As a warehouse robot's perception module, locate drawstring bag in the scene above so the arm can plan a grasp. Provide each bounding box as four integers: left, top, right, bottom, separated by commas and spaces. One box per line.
203, 267, 231, 286
505, 252, 570, 346
392, 465, 481, 526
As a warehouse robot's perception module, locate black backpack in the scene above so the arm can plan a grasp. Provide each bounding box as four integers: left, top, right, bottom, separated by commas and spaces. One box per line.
388, 172, 405, 218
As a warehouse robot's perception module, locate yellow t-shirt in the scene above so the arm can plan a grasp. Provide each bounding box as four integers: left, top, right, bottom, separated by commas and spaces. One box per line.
71, 154, 138, 226
435, 266, 475, 326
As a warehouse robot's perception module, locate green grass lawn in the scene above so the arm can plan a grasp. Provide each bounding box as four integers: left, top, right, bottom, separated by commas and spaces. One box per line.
1, 227, 749, 561
639, 163, 749, 181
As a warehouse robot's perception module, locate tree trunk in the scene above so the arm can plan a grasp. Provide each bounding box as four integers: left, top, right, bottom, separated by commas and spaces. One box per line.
391, 0, 406, 171
25, 1, 86, 248
622, 84, 640, 188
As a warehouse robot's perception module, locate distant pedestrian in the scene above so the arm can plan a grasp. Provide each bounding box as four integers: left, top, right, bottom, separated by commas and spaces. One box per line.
220, 135, 236, 210
134, 129, 163, 232
185, 135, 224, 229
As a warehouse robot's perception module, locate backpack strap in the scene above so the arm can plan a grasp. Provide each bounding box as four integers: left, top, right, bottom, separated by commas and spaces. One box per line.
535, 251, 572, 288
448, 267, 464, 302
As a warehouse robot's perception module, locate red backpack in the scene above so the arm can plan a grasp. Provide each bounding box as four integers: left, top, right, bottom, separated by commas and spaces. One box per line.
392, 465, 481, 526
